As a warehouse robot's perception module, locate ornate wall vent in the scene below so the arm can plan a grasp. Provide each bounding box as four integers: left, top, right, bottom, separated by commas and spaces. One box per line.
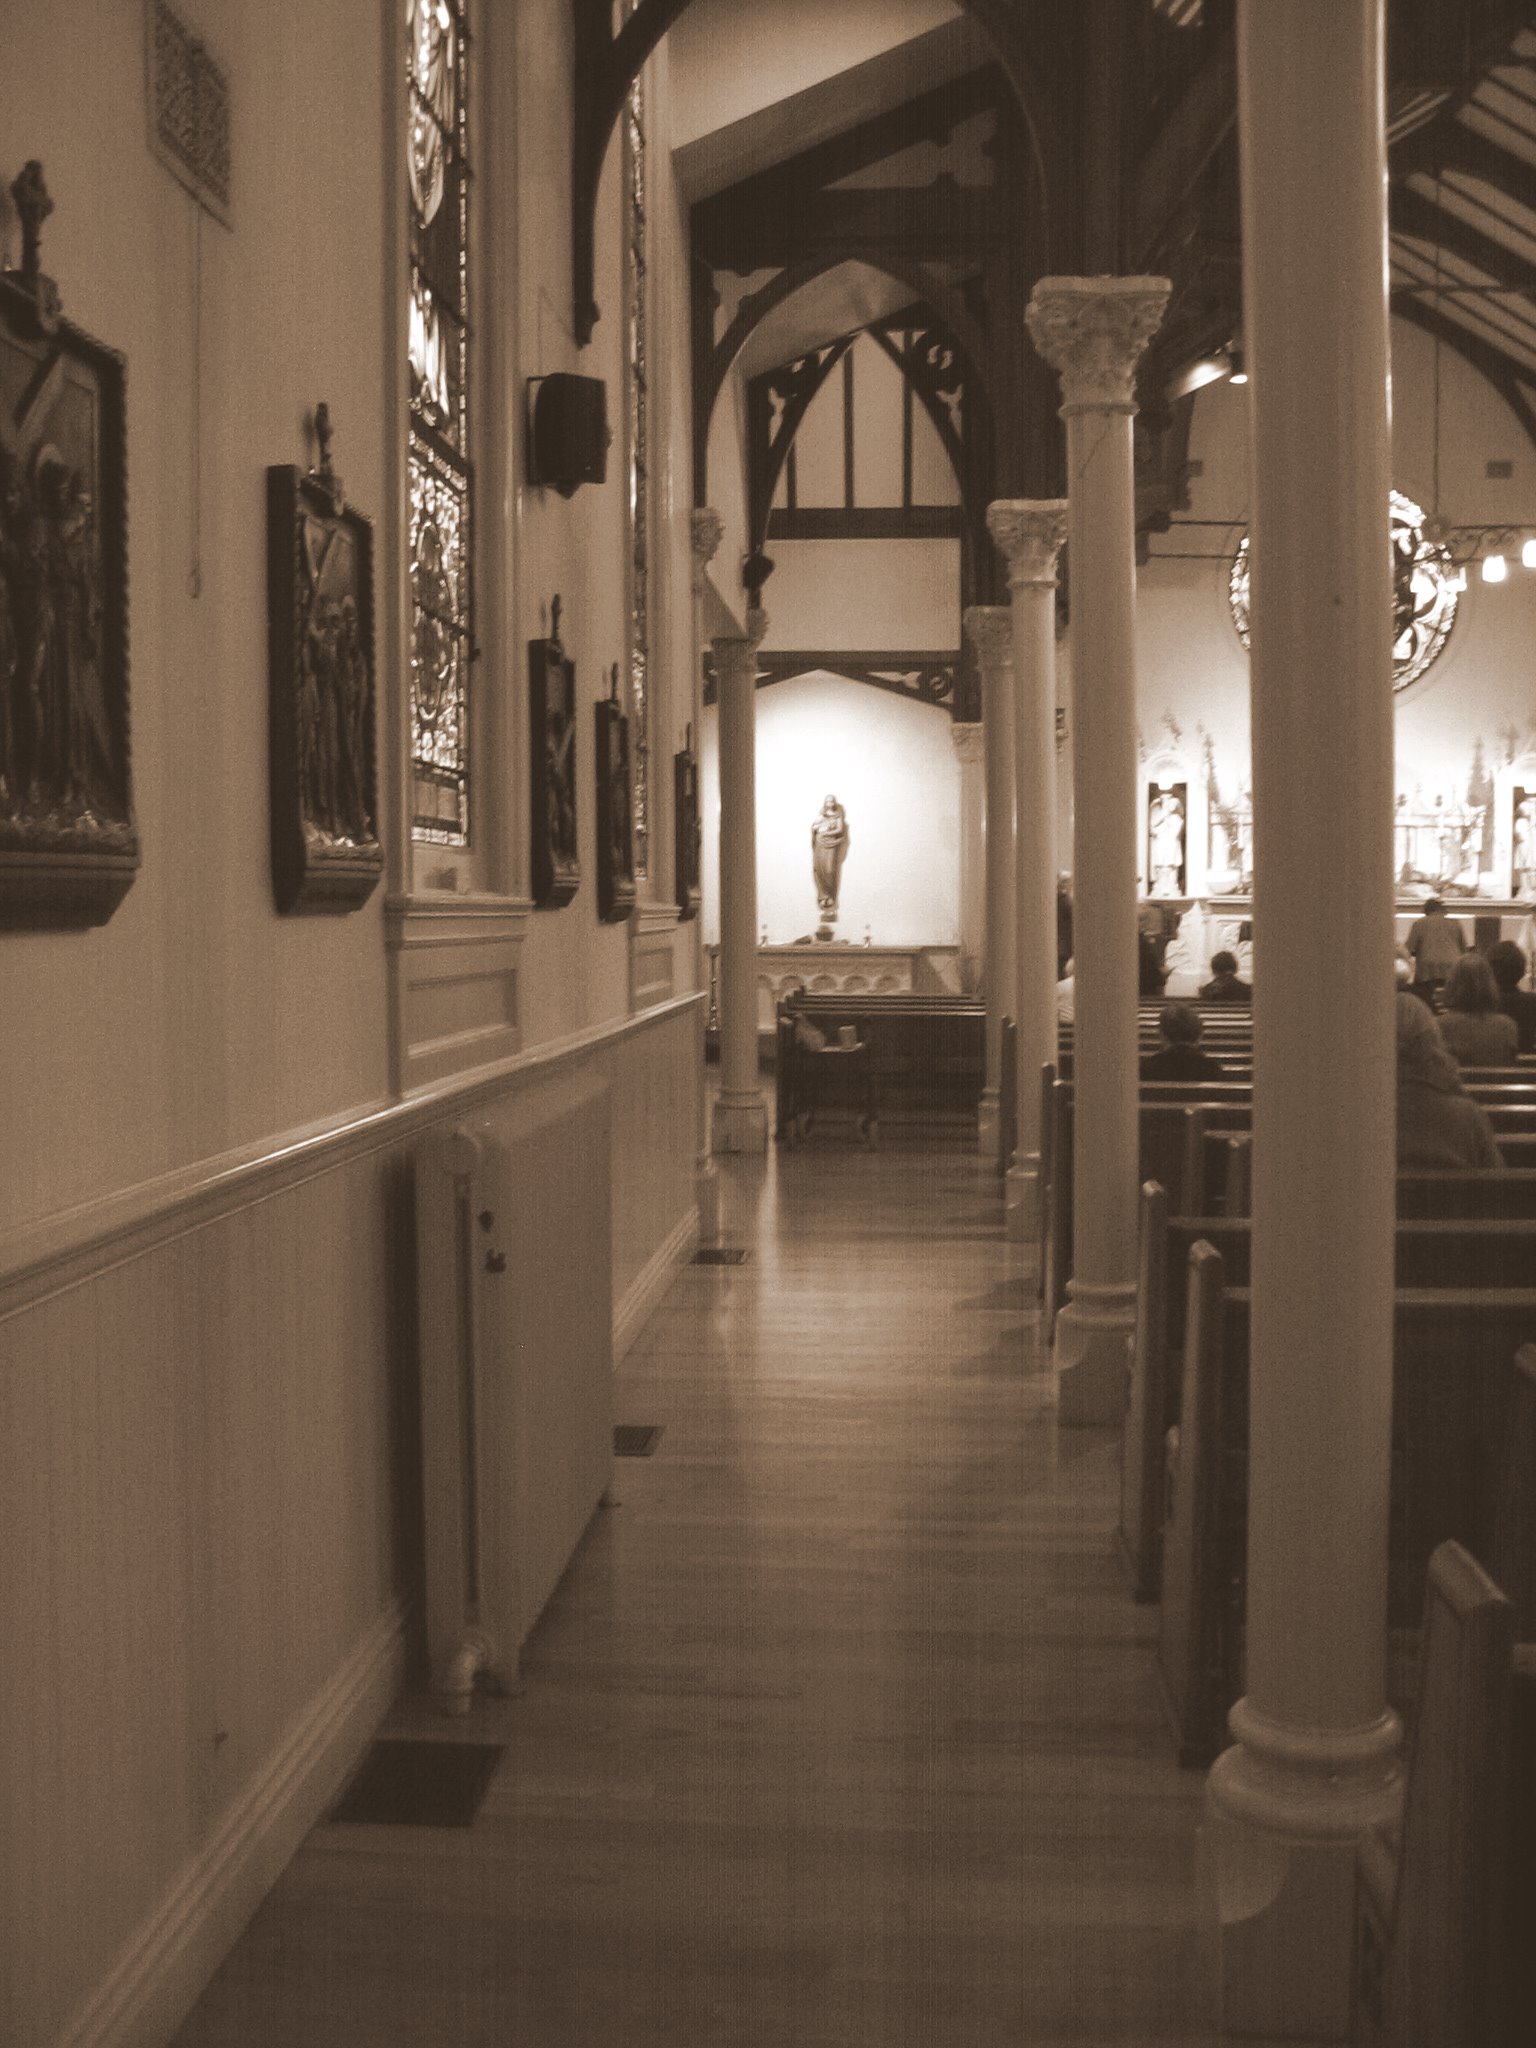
145, 0, 232, 225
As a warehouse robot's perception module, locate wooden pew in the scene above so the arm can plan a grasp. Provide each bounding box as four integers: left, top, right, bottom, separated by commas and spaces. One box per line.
998, 1016, 1017, 1178
776, 992, 984, 1133
1352, 1542, 1535, 2048
1158, 1270, 1536, 1765
1491, 1346, 1536, 1637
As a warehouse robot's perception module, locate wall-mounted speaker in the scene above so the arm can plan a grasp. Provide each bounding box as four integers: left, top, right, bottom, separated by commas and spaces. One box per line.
527, 373, 610, 497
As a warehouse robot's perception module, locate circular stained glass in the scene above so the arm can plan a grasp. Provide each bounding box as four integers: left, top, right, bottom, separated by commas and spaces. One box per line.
1228, 489, 1459, 693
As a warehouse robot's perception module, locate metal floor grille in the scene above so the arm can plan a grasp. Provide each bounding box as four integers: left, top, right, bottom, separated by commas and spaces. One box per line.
614, 1424, 664, 1458
693, 1246, 749, 1265
329, 1740, 502, 1827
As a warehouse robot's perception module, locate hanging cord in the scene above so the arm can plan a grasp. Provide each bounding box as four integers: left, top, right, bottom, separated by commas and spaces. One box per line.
1431, 172, 1443, 523
189, 200, 203, 599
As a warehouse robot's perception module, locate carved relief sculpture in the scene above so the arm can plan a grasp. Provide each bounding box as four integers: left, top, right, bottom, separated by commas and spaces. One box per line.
595, 663, 635, 923
530, 594, 578, 908
674, 726, 701, 921
267, 407, 383, 913
0, 161, 138, 929
811, 793, 850, 935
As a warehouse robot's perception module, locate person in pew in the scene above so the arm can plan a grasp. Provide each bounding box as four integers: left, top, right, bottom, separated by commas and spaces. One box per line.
1056, 959, 1075, 1024
1396, 992, 1502, 1169
1436, 951, 1519, 1068
1141, 1002, 1224, 1081
1198, 949, 1251, 1003
1488, 938, 1536, 1055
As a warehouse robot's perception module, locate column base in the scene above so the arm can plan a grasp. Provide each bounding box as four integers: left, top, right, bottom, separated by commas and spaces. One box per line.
695, 1153, 721, 1244
1004, 1153, 1040, 1241
1054, 1279, 1136, 1425
977, 1087, 1001, 1156
711, 1090, 768, 1155
1204, 1699, 1401, 2041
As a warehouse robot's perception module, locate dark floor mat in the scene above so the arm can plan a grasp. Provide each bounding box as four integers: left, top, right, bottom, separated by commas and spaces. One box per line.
614, 1423, 664, 1457
329, 1740, 503, 1827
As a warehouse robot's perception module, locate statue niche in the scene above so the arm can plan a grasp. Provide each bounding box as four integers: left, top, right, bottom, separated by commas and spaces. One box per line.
1147, 780, 1187, 898
811, 793, 849, 940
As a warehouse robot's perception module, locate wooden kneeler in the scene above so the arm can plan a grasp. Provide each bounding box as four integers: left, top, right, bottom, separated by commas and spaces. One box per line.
1119, 1179, 1170, 1603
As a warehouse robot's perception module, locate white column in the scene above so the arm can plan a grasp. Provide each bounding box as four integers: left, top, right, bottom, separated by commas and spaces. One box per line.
690, 510, 725, 1234
966, 606, 1016, 1156
1205, 7, 1399, 2037
988, 501, 1068, 1238
951, 722, 985, 992
1027, 275, 1168, 1425
710, 608, 769, 1154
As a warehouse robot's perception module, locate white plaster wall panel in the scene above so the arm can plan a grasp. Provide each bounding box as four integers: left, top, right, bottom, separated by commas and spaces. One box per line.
0, 0, 392, 1233
703, 674, 960, 947
758, 537, 959, 648
792, 365, 847, 505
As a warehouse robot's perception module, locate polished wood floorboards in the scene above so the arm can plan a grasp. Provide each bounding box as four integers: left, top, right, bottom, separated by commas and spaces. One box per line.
171, 1140, 1216, 2046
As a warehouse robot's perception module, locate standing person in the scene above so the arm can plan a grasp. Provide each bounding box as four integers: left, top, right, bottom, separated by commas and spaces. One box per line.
1487, 939, 1536, 1055
1403, 895, 1465, 998
1199, 949, 1251, 1002
1437, 952, 1519, 1067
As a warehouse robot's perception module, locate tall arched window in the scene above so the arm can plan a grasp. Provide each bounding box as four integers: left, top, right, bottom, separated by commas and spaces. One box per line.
622, 69, 651, 880
406, 0, 473, 845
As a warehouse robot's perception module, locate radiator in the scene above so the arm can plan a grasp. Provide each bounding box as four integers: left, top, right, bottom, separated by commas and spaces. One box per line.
415, 1084, 613, 1711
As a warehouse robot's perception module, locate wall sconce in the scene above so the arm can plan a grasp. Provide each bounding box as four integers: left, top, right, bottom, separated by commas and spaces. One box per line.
1483, 553, 1508, 583
1522, 538, 1536, 569
1227, 347, 1247, 386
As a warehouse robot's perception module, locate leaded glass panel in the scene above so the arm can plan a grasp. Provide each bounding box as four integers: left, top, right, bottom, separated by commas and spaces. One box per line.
406, 0, 472, 842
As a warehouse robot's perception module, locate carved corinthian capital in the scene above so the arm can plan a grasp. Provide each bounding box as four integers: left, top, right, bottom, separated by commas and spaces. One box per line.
1025, 275, 1170, 412
711, 607, 769, 684
963, 604, 1013, 678
690, 506, 724, 567
987, 500, 1068, 588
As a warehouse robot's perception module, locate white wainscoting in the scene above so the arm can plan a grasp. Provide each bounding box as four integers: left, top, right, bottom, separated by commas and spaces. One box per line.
0, 995, 701, 2048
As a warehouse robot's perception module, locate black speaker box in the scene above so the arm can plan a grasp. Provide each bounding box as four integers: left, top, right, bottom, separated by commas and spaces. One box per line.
528, 373, 609, 496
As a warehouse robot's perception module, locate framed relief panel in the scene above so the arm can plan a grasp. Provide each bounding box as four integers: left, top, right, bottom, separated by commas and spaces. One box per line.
595, 666, 636, 924
530, 595, 578, 908
0, 161, 138, 929
266, 414, 383, 914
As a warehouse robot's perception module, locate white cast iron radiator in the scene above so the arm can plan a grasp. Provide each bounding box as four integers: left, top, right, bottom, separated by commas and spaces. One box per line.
415, 1090, 613, 1711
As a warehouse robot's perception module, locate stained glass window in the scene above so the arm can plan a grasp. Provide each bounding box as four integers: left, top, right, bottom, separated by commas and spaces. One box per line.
407, 0, 472, 843
622, 72, 651, 877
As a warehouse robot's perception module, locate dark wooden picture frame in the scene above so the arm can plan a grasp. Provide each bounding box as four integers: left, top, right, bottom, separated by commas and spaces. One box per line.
266, 449, 383, 914
530, 595, 579, 908
0, 163, 138, 929
595, 667, 636, 924
674, 733, 700, 921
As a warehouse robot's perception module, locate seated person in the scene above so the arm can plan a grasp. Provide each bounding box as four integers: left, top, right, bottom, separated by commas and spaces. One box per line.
1056, 960, 1075, 1024
1199, 949, 1251, 1002
1437, 952, 1519, 1067
1141, 1002, 1225, 1081
1397, 992, 1501, 1167
1487, 938, 1536, 1055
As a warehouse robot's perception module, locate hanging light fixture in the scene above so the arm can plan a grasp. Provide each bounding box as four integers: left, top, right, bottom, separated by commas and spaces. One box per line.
1483, 552, 1508, 583
1227, 345, 1247, 386
1521, 537, 1536, 569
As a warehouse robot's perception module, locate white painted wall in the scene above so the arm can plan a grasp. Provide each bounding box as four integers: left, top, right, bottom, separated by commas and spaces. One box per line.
762, 538, 960, 648
702, 672, 958, 946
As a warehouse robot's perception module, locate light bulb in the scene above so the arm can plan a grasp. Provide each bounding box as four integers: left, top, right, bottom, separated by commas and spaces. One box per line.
1450, 566, 1468, 592
1483, 553, 1508, 583
1522, 538, 1536, 569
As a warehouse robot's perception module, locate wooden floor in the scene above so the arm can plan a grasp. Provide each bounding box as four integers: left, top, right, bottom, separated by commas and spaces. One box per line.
171, 1138, 1216, 2047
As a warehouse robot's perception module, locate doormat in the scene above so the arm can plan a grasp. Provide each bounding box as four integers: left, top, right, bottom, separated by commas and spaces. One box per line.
693, 1246, 749, 1264
614, 1423, 664, 1457
329, 1739, 503, 1827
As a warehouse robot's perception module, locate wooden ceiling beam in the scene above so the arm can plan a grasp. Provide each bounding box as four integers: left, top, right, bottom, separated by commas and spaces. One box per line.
1391, 181, 1536, 297
1126, 24, 1237, 273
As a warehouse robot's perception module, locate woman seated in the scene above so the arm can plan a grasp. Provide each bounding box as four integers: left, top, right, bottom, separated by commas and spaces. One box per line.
1487, 939, 1536, 1056
1141, 1002, 1224, 1081
1199, 949, 1251, 1002
1397, 992, 1501, 1168
1436, 952, 1519, 1068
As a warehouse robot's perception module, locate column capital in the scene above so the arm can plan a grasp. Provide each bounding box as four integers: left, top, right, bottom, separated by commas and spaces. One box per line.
963, 604, 1013, 680
690, 506, 724, 590
1025, 275, 1170, 413
987, 499, 1068, 588
950, 720, 984, 765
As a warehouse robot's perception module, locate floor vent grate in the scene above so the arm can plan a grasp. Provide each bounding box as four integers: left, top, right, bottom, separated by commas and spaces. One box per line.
329, 1740, 502, 1828
614, 1424, 664, 1458
693, 1246, 749, 1265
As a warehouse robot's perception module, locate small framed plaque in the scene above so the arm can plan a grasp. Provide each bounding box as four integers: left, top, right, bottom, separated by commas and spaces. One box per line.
595, 665, 635, 924
674, 732, 701, 921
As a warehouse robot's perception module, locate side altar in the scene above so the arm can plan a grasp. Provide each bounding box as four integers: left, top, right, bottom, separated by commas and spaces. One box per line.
744, 943, 964, 1034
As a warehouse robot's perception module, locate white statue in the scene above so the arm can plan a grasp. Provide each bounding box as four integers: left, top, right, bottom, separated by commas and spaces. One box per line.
1148, 785, 1186, 898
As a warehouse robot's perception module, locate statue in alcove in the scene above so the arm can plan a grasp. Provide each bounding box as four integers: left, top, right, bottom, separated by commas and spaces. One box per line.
811, 793, 850, 937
